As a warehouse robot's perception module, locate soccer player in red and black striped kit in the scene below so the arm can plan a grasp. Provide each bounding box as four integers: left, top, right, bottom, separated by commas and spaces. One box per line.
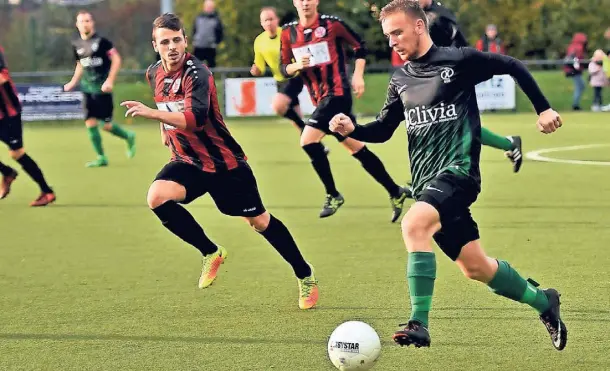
280, 0, 410, 221
0, 46, 55, 206
121, 13, 319, 310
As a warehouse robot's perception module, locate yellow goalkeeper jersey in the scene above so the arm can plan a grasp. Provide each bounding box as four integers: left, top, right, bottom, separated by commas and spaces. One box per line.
253, 31, 286, 82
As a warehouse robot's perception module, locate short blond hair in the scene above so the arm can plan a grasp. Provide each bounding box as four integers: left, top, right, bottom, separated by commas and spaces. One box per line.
379, 0, 428, 28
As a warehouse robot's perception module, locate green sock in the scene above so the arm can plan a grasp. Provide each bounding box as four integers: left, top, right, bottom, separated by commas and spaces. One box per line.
481, 127, 513, 151
407, 252, 436, 327
488, 260, 550, 314
106, 122, 132, 140
87, 126, 104, 156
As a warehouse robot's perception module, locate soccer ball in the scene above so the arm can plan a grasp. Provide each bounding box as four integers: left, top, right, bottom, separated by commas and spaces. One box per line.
327, 321, 381, 371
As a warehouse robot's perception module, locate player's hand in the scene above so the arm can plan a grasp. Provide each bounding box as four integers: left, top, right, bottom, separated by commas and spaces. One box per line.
121, 101, 154, 119
63, 81, 76, 92
537, 108, 562, 134
250, 64, 262, 76
352, 75, 365, 98
329, 113, 355, 136
101, 80, 114, 93
298, 54, 312, 70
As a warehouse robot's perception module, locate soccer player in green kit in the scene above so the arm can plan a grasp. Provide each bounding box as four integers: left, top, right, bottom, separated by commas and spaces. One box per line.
330, 0, 567, 351
64, 10, 136, 168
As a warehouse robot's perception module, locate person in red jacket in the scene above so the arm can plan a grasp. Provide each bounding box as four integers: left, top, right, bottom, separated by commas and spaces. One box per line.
563, 33, 588, 110
475, 24, 505, 54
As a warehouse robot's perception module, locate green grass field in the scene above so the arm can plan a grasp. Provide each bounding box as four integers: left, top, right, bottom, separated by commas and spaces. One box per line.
1, 111, 610, 370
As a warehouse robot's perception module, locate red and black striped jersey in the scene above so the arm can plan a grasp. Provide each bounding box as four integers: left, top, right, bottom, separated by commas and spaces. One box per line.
146, 54, 246, 172
0, 45, 21, 120
279, 14, 367, 105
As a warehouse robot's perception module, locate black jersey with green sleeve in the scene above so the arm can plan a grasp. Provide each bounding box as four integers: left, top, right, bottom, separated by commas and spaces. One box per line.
71, 34, 115, 94
349, 46, 550, 197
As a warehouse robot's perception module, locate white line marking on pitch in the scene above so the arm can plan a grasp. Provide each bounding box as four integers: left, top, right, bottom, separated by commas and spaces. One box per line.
525, 144, 610, 166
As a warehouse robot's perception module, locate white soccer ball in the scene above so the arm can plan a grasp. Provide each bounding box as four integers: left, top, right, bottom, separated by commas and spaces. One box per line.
327, 321, 382, 371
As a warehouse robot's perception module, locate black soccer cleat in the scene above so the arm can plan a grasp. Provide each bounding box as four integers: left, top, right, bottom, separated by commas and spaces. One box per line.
539, 288, 568, 351
319, 193, 345, 218
505, 136, 523, 173
393, 320, 431, 348
390, 186, 413, 223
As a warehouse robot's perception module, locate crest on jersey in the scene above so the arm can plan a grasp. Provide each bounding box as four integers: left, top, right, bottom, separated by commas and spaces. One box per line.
91, 41, 99, 52
172, 78, 182, 94
314, 26, 326, 38
440, 67, 454, 83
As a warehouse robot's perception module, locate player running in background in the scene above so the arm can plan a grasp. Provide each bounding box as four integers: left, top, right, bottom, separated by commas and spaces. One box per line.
0, 46, 55, 206
280, 0, 410, 221
64, 10, 136, 168
418, 0, 523, 172
121, 13, 318, 310
330, 0, 567, 350
251, 6, 329, 154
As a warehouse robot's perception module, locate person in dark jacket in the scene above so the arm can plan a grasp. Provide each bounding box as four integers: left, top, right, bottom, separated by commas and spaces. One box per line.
563, 33, 588, 110
192, 0, 224, 68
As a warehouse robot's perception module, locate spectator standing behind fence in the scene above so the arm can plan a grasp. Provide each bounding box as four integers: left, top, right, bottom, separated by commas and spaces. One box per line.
192, 0, 224, 68
475, 24, 505, 54
563, 33, 588, 111
588, 50, 609, 112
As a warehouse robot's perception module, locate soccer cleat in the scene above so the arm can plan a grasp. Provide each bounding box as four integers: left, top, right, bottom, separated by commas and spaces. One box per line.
85, 155, 109, 168
390, 186, 413, 223
319, 193, 345, 218
198, 246, 227, 289
297, 264, 319, 310
30, 192, 56, 207
539, 288, 568, 351
505, 136, 523, 173
0, 169, 18, 199
393, 320, 431, 348
126, 132, 137, 158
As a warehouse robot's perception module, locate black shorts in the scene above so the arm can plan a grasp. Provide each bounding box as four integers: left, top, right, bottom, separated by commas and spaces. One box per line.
307, 95, 356, 142
84, 93, 113, 122
0, 114, 23, 150
277, 78, 303, 108
417, 172, 480, 261
154, 161, 266, 217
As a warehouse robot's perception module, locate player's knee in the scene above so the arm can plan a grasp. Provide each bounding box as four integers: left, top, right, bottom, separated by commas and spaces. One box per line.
102, 123, 113, 131
245, 212, 270, 232
85, 119, 97, 128
271, 99, 288, 116
8, 148, 25, 160
460, 265, 489, 282
401, 216, 434, 243
147, 191, 168, 209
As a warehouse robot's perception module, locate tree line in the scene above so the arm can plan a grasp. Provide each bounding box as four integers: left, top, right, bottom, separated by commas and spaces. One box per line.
1, 0, 608, 72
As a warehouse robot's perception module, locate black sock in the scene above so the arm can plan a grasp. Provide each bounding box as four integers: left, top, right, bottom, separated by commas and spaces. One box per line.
283, 107, 306, 132
302, 143, 339, 197
16, 154, 53, 193
0, 161, 14, 177
152, 201, 218, 256
353, 146, 400, 197
259, 214, 312, 279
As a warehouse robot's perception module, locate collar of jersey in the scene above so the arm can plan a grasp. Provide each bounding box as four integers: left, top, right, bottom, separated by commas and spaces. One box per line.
409, 45, 438, 65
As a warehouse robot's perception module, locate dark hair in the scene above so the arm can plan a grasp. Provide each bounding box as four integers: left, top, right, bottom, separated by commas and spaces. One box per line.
379, 0, 428, 28
152, 13, 186, 40
76, 10, 93, 20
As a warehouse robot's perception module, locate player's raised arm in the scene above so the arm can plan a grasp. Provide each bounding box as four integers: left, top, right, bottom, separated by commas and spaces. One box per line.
461, 48, 562, 133
334, 18, 368, 97
329, 83, 404, 143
